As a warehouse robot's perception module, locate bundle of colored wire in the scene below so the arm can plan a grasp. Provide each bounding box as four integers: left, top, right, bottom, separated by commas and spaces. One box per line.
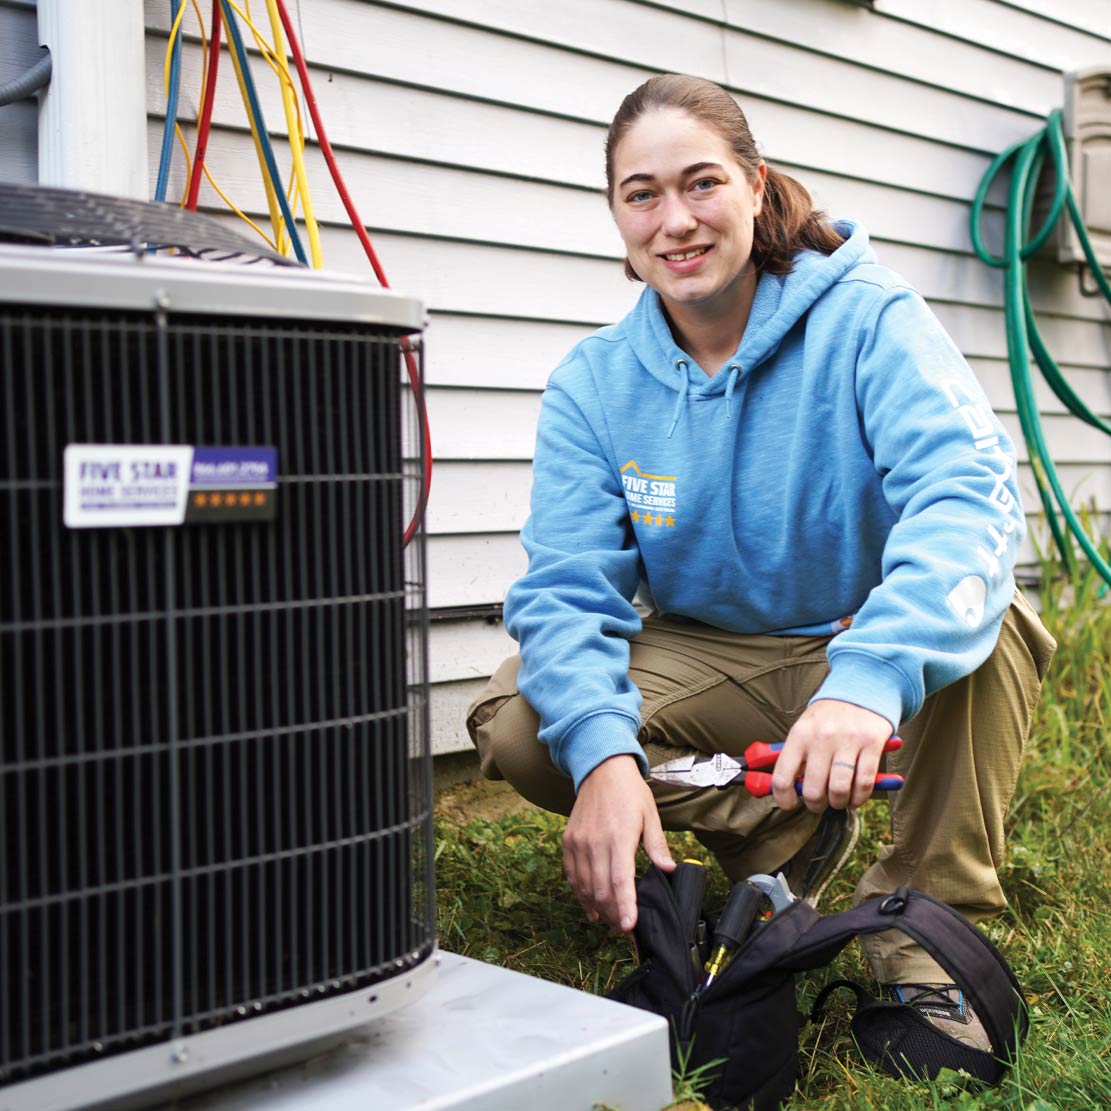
162, 2, 253, 243
271, 0, 431, 544
971, 109, 1111, 588
221, 0, 321, 265
220, 0, 307, 263
262, 0, 323, 266
157, 2, 322, 262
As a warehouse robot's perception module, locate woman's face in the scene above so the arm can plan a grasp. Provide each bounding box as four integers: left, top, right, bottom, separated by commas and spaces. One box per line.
610, 108, 766, 316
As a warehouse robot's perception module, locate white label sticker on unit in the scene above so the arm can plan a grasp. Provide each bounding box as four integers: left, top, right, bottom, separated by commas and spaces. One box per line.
63, 444, 194, 528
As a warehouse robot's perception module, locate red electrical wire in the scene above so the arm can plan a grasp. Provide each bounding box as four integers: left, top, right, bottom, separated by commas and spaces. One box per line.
273, 0, 432, 546
272, 0, 387, 285
186, 0, 223, 211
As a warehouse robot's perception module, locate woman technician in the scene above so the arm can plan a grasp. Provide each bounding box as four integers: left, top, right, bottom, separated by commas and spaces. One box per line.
467, 74, 1055, 1045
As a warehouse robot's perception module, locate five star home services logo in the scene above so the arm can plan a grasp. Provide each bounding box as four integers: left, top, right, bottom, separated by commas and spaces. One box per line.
620, 460, 677, 528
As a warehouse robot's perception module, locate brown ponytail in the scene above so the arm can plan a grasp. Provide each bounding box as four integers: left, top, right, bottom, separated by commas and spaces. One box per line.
606, 74, 844, 279
751, 166, 845, 276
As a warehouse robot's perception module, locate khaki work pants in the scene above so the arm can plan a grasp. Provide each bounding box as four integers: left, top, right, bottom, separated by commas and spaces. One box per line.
466, 590, 1056, 983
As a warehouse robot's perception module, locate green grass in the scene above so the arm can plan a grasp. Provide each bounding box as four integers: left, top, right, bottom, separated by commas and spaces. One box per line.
434, 556, 1111, 1109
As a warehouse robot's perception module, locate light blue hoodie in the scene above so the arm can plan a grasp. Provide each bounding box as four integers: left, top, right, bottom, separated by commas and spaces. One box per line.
504, 223, 1024, 790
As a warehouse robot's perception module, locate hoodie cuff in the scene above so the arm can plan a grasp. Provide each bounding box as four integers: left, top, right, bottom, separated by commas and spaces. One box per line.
559, 712, 646, 793
811, 651, 915, 733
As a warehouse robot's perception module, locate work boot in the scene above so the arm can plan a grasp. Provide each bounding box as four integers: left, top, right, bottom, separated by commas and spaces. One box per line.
881, 983, 991, 1052
776, 807, 860, 907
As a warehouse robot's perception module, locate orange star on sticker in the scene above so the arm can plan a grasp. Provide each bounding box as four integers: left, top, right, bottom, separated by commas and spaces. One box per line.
630, 510, 641, 523
654, 515, 664, 526
666, 516, 675, 527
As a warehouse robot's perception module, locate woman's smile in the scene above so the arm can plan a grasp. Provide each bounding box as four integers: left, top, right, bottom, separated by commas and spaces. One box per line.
659, 244, 713, 271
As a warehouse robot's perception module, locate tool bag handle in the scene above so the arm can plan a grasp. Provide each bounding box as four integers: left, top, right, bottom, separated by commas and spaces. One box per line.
761, 887, 1029, 1064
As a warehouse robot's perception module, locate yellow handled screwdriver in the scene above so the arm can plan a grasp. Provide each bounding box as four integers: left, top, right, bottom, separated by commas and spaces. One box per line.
700, 880, 763, 992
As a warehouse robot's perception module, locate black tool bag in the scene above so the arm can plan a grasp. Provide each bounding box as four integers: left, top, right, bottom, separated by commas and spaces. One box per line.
608, 866, 1028, 1111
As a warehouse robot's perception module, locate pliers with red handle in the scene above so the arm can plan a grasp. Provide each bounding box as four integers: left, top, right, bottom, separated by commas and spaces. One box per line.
649, 737, 905, 798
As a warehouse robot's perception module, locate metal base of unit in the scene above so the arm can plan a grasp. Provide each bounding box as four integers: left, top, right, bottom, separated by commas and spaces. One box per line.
1, 956, 438, 1111
162, 953, 671, 1111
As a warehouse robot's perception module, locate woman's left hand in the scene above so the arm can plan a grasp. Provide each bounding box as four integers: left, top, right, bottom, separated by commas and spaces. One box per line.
770, 699, 895, 812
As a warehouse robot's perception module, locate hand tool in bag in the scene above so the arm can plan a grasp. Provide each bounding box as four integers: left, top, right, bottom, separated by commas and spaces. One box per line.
697, 873, 798, 993
698, 880, 763, 993
745, 872, 796, 914
669, 858, 707, 972
649, 736, 905, 797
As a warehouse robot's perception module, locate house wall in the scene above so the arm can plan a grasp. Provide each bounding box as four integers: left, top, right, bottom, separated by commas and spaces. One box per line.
3, 0, 1110, 756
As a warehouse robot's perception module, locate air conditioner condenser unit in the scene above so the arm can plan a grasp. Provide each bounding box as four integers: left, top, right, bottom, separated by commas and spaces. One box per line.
0, 236, 435, 1111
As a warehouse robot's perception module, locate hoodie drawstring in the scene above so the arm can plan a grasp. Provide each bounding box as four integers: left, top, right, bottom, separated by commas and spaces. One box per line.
667, 359, 689, 439
724, 364, 740, 418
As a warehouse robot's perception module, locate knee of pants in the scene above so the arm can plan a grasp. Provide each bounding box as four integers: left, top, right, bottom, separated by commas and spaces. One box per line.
466, 664, 575, 816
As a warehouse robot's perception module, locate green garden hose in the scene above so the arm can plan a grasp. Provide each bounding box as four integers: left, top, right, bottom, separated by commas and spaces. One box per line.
970, 108, 1111, 588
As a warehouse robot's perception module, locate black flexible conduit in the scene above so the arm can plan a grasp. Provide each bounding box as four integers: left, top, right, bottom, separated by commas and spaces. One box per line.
0, 46, 52, 108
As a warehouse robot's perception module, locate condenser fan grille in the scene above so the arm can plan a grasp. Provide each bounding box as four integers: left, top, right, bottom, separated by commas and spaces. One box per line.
0, 302, 434, 1085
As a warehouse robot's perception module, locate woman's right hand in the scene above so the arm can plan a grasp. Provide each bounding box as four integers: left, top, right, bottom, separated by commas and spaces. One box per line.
562, 754, 675, 932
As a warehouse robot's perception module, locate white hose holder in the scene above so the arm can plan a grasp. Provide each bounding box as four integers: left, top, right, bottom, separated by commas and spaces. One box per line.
1058, 67, 1111, 270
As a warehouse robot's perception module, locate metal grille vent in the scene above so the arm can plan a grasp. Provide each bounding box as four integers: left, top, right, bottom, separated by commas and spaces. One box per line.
0, 298, 434, 1089
0, 183, 292, 265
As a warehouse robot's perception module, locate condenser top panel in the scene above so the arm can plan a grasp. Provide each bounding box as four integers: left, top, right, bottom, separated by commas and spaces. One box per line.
0, 243, 424, 330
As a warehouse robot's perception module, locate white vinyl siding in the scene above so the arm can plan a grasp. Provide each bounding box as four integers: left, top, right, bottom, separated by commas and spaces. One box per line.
7, 1, 1111, 754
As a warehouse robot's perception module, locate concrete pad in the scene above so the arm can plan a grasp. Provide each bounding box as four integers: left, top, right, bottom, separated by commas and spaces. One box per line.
169, 952, 673, 1111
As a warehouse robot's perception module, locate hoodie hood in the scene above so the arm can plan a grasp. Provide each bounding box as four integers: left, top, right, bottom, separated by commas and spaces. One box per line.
628, 219, 874, 397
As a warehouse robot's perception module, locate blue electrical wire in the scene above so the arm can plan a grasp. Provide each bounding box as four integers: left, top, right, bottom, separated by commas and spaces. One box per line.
155, 0, 185, 203
220, 0, 307, 264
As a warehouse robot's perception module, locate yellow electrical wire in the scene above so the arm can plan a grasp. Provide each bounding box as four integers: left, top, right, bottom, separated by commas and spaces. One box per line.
199, 164, 280, 250
162, 1, 189, 102
172, 0, 278, 251
224, 0, 317, 256
184, 145, 277, 247
163, 0, 304, 254
191, 0, 207, 62
222, 0, 322, 266
264, 0, 322, 265
219, 0, 285, 251
256, 0, 317, 260
223, 0, 302, 231
234, 0, 305, 144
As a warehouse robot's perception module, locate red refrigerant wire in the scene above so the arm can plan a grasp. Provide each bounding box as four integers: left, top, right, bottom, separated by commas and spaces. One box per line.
186, 0, 223, 211
272, 0, 432, 546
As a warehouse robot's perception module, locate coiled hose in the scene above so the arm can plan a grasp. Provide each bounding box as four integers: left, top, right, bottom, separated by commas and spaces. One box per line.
971, 108, 1111, 588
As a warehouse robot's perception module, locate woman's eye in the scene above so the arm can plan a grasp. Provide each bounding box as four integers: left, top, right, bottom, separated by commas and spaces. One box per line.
692, 178, 716, 192
628, 190, 653, 203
